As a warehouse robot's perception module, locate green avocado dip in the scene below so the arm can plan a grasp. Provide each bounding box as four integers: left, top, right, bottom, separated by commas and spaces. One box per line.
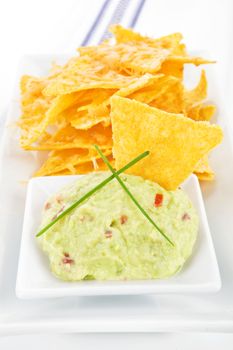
37, 172, 198, 281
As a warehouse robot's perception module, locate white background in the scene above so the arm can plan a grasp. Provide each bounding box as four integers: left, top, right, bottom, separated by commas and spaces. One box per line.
0, 0, 233, 347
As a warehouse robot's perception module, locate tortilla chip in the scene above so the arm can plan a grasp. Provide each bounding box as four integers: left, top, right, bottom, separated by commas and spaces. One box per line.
26, 124, 112, 151
20, 76, 51, 117
20, 75, 38, 97
158, 60, 184, 79
70, 111, 111, 130
34, 148, 112, 176
184, 70, 207, 107
187, 103, 216, 121
68, 103, 111, 130
53, 155, 115, 175
19, 76, 53, 146
43, 56, 135, 96
199, 104, 216, 121
77, 99, 110, 117
119, 74, 184, 113
117, 44, 170, 74
20, 92, 83, 147
194, 172, 214, 181
57, 107, 109, 131
110, 24, 149, 43
117, 71, 185, 113
158, 57, 213, 81
54, 88, 113, 129
194, 155, 214, 181
116, 74, 162, 97
78, 41, 171, 75
110, 25, 186, 55
149, 78, 184, 113
110, 96, 223, 190
76, 89, 115, 105
166, 56, 215, 65
49, 62, 63, 77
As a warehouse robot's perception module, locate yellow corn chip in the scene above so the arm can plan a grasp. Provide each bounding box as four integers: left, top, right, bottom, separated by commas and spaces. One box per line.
110, 25, 186, 55
159, 57, 213, 80
117, 74, 184, 113
193, 155, 214, 181
19, 76, 53, 145
27, 124, 112, 151
43, 56, 135, 96
116, 74, 162, 97
158, 60, 184, 79
60, 98, 111, 130
34, 148, 112, 177
118, 44, 170, 74
118, 74, 184, 113
199, 104, 216, 121
20, 75, 47, 100
166, 56, 215, 65
194, 172, 214, 181
49, 62, 63, 77
187, 103, 216, 121
57, 107, 104, 131
110, 24, 149, 43
20, 76, 51, 120
53, 155, 114, 175
20, 92, 85, 147
77, 99, 110, 117
79, 41, 170, 75
184, 70, 208, 107
110, 96, 223, 190
54, 88, 114, 129
149, 78, 184, 113
70, 111, 111, 130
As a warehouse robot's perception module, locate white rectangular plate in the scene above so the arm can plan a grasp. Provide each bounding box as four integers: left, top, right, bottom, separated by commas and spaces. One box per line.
0, 54, 233, 334
16, 174, 221, 299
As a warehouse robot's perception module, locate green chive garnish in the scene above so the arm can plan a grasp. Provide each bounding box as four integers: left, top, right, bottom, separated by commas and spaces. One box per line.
94, 145, 174, 246
36, 150, 149, 237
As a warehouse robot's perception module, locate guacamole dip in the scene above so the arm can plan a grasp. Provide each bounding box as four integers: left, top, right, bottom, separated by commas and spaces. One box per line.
37, 172, 198, 281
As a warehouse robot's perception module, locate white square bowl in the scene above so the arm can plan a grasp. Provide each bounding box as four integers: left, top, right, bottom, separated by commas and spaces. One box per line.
16, 174, 221, 299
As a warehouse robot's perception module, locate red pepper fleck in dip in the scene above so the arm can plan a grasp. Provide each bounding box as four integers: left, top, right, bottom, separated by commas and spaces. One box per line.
62, 257, 74, 264
105, 230, 113, 238
154, 193, 163, 207
182, 212, 191, 221
120, 215, 128, 224
52, 205, 65, 221
44, 202, 51, 210
56, 195, 63, 204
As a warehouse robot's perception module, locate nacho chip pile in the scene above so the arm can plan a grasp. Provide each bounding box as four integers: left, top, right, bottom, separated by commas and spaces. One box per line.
18, 25, 222, 189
